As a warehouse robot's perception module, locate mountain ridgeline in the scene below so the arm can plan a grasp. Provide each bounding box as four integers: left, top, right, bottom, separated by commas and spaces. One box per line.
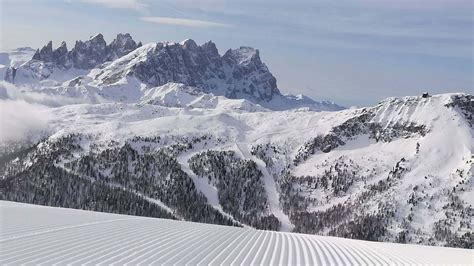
31, 33, 142, 69
4, 33, 341, 111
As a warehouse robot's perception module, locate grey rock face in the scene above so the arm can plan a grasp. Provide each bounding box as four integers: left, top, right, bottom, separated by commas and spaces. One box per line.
20, 35, 281, 102
222, 47, 278, 101
13, 34, 340, 109
31, 40, 71, 69
52, 42, 70, 69
132, 41, 227, 89
106, 33, 141, 61
97, 40, 281, 102
32, 41, 53, 62
71, 34, 108, 69
29, 33, 141, 70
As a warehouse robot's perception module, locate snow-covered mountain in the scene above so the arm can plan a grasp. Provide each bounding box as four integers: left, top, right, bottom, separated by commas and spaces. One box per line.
140, 82, 268, 112
0, 82, 471, 248
2, 33, 342, 111
0, 33, 472, 249
1, 201, 471, 265
0, 47, 36, 83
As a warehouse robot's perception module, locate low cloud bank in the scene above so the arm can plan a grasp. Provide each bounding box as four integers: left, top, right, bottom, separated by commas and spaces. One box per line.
0, 82, 51, 143
0, 81, 90, 107
0, 99, 49, 143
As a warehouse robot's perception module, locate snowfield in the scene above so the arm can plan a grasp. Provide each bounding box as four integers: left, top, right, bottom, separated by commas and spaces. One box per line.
0, 201, 472, 265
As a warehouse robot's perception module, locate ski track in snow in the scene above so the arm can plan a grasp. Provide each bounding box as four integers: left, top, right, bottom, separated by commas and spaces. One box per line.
234, 142, 294, 232
1, 201, 471, 265
56, 163, 179, 218
176, 152, 243, 226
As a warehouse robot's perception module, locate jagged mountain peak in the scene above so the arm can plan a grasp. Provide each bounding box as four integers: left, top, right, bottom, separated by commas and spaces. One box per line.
180, 38, 199, 49
223, 46, 260, 65
90, 33, 105, 42
111, 33, 138, 50
58, 41, 67, 49
107, 33, 141, 60
71, 34, 108, 69
78, 33, 106, 47
91, 39, 281, 103
5, 34, 342, 111
28, 33, 140, 70
115, 33, 133, 42
32, 40, 53, 61
200, 40, 218, 52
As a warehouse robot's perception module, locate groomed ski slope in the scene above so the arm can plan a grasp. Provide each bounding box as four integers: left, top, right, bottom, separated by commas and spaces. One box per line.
0, 201, 472, 265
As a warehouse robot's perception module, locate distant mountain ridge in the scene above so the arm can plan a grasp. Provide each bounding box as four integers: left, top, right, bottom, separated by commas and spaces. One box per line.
3, 33, 343, 111
31, 33, 142, 69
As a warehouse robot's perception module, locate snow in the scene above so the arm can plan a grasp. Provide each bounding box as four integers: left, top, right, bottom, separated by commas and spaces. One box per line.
176, 152, 243, 226
139, 82, 268, 112
264, 93, 344, 111
109, 183, 177, 217
24, 93, 470, 234
234, 142, 295, 232
1, 71, 472, 243
0, 47, 35, 82
2, 35, 471, 247
0, 47, 35, 68
11, 61, 90, 86
141, 83, 203, 106
3, 38, 343, 112
0, 201, 471, 265
227, 46, 258, 65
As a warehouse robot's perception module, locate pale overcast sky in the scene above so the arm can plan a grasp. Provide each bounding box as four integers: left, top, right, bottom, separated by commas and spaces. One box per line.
1, 0, 472, 106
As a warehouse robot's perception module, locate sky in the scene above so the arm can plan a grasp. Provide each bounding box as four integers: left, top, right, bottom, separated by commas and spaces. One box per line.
0, 0, 472, 106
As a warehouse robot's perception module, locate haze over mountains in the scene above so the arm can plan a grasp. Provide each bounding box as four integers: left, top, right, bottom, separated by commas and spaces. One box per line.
0, 33, 472, 249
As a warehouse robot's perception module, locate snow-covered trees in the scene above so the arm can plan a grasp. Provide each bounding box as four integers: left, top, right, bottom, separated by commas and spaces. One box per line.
189, 150, 280, 230
0, 135, 238, 227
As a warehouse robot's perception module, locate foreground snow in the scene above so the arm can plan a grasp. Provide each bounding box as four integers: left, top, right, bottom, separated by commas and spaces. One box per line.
0, 201, 471, 265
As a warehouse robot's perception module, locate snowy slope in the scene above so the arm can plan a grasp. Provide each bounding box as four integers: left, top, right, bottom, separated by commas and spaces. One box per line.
0, 47, 35, 68
140, 82, 268, 112
0, 47, 35, 82
1, 88, 472, 247
0, 201, 472, 265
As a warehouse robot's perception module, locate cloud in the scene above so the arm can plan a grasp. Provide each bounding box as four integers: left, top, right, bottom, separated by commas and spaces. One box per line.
0, 81, 91, 107
0, 99, 49, 143
140, 16, 231, 28
68, 0, 147, 12
0, 82, 52, 143
0, 81, 94, 143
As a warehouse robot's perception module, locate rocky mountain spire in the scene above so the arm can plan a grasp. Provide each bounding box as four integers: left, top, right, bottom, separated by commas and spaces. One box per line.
32, 41, 53, 61
30, 33, 141, 70
106, 33, 141, 61
222, 47, 279, 101
52, 41, 70, 68
70, 33, 107, 69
